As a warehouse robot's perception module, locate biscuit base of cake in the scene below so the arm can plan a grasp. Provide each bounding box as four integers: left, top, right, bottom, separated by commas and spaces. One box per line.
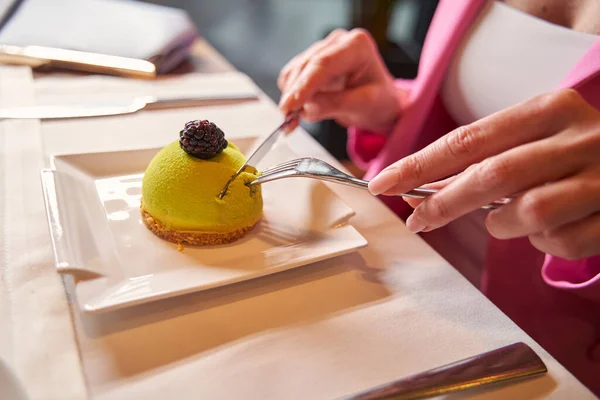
141, 206, 258, 246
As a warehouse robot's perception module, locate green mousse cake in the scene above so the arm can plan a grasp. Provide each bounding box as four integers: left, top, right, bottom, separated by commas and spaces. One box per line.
140, 120, 263, 246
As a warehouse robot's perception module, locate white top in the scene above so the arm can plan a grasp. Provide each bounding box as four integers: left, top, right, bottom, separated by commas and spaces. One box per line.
441, 1, 598, 126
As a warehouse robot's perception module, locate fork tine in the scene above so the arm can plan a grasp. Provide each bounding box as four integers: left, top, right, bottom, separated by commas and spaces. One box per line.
259, 163, 298, 176
260, 159, 298, 171
248, 168, 297, 186
259, 158, 303, 175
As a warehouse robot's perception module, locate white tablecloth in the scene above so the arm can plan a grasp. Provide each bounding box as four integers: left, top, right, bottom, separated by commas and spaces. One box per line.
0, 67, 87, 400
0, 66, 595, 399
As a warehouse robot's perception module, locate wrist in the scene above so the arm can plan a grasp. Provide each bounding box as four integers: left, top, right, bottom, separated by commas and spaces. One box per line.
364, 84, 405, 135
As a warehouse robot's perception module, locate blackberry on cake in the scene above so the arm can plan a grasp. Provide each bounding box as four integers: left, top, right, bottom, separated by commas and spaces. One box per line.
179, 119, 228, 159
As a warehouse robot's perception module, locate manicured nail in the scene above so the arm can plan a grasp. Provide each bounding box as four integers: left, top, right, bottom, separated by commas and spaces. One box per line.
368, 169, 397, 195
406, 213, 427, 233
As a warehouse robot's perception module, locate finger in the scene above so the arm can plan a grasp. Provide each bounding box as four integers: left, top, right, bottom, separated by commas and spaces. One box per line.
278, 29, 346, 92
402, 176, 458, 208
368, 89, 583, 196
486, 168, 600, 239
302, 86, 374, 122
320, 76, 347, 92
381, 162, 480, 197
279, 52, 318, 95
280, 29, 375, 114
303, 83, 401, 133
281, 29, 346, 88
404, 198, 422, 209
401, 164, 483, 208
282, 31, 347, 94
410, 135, 585, 231
278, 54, 302, 92
529, 212, 600, 260
283, 118, 300, 135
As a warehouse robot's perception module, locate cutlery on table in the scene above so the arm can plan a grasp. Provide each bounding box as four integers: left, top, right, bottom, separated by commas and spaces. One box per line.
0, 92, 260, 120
345, 342, 547, 400
0, 43, 157, 79
218, 111, 300, 199
248, 157, 513, 209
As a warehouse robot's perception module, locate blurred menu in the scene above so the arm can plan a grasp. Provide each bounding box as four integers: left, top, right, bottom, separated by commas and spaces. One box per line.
0, 0, 199, 76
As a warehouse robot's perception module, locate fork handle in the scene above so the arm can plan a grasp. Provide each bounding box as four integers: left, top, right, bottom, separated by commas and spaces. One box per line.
332, 177, 508, 210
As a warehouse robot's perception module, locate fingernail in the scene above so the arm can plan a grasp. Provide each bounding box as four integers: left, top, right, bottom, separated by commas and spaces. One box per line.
368, 169, 397, 195
406, 213, 427, 233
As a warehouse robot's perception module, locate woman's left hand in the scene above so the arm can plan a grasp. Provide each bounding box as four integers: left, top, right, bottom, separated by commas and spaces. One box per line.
368, 89, 600, 260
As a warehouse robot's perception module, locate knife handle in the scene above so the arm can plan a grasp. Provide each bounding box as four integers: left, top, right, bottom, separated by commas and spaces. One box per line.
346, 342, 547, 400
0, 44, 156, 79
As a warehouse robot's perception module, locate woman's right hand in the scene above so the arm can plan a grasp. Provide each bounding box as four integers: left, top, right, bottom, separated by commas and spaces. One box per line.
278, 28, 406, 133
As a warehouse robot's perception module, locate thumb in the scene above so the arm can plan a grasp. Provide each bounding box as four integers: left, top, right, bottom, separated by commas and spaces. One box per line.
402, 176, 459, 207
303, 86, 373, 123
371, 163, 480, 197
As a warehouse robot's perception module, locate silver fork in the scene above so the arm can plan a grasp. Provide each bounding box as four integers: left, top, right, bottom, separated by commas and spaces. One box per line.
248, 157, 512, 210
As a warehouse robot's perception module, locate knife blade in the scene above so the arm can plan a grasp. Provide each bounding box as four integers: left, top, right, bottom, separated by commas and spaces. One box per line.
0, 92, 260, 120
218, 111, 299, 199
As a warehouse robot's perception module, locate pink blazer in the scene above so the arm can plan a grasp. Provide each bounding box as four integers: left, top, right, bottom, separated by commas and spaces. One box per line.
348, 0, 600, 395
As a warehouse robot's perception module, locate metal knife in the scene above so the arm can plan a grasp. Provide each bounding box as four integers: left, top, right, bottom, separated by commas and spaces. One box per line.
218, 111, 299, 198
346, 342, 546, 400
0, 44, 157, 79
0, 92, 260, 120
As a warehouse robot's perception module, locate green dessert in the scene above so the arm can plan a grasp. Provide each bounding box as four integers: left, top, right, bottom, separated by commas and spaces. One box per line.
141, 120, 263, 246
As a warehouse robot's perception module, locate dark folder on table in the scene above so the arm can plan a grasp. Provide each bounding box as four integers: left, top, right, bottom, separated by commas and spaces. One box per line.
0, 0, 199, 78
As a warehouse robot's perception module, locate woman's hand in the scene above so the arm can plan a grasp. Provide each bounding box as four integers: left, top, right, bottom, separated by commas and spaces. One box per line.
278, 28, 405, 133
368, 89, 600, 260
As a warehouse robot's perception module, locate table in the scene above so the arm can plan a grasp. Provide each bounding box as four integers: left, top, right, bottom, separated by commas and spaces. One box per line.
0, 39, 595, 400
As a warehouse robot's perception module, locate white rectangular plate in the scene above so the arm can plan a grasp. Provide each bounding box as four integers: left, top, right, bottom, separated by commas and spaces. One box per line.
41, 138, 367, 313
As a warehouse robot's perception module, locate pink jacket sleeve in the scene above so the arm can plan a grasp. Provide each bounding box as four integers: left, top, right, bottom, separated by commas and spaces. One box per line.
544, 77, 600, 302
543, 256, 600, 301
